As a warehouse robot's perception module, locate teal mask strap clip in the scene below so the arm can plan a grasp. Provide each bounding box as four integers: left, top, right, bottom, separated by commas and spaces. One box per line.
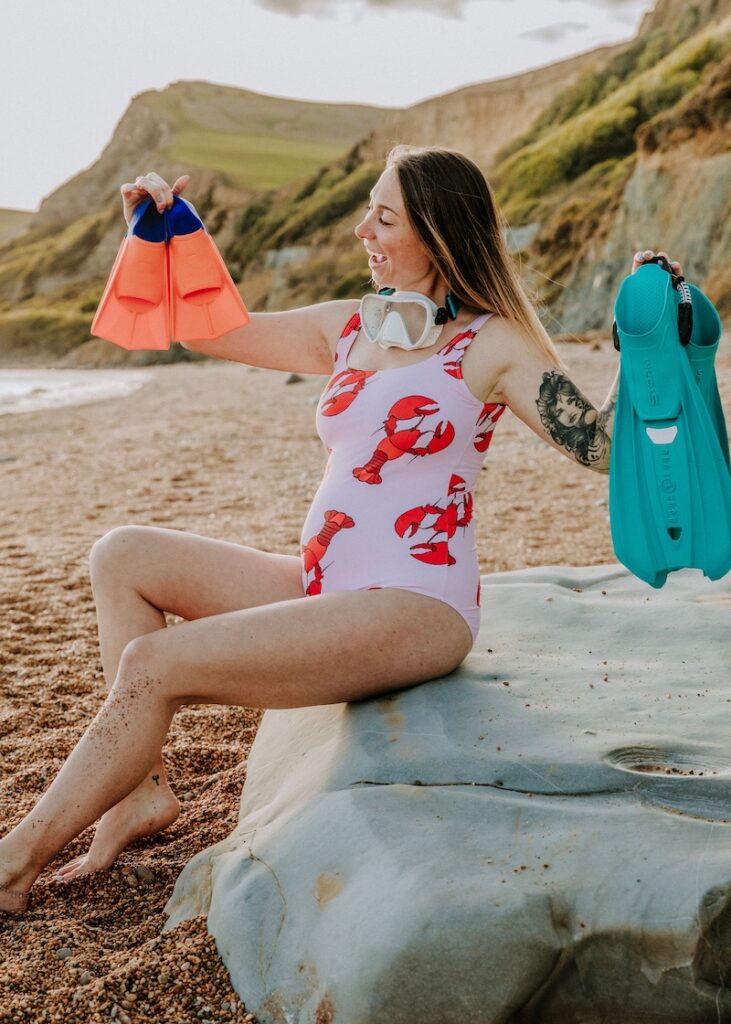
435, 291, 460, 324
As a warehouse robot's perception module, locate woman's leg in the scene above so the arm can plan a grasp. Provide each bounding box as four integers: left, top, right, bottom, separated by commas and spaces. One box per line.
0, 584, 469, 909
49, 525, 304, 881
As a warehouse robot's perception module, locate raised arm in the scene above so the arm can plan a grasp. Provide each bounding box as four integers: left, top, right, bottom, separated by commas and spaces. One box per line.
494, 319, 616, 475
493, 248, 684, 475
179, 300, 358, 374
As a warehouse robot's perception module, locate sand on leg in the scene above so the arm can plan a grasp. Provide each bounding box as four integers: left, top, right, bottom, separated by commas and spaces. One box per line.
0, 585, 469, 911
51, 525, 305, 882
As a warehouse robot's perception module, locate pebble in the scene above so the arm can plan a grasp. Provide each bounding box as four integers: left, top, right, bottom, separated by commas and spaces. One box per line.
79, 971, 92, 985
124, 873, 138, 888
54, 948, 72, 960
135, 865, 155, 884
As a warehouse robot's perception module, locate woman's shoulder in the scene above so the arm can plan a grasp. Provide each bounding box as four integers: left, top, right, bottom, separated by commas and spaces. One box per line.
464, 313, 533, 404
478, 312, 551, 378
321, 299, 361, 360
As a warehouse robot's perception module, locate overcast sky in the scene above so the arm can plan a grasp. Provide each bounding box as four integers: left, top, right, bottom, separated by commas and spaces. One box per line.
1, 0, 654, 212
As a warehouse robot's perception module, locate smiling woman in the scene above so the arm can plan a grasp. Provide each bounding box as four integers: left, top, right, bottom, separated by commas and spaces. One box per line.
0, 147, 683, 915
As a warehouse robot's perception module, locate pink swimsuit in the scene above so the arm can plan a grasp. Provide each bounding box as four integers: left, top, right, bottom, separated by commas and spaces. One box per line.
299, 311, 506, 646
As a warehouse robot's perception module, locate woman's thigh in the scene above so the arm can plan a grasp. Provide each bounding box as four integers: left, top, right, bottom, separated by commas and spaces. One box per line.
90, 525, 304, 620
122, 587, 471, 709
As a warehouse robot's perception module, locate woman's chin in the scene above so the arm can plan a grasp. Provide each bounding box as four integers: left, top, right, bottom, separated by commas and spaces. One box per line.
370, 272, 394, 289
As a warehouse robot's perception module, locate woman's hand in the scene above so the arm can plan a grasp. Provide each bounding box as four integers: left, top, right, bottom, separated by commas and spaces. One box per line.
632, 248, 683, 276
119, 172, 191, 225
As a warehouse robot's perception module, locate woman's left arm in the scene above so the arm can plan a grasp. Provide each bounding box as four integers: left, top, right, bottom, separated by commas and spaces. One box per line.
494, 344, 615, 475
493, 249, 682, 476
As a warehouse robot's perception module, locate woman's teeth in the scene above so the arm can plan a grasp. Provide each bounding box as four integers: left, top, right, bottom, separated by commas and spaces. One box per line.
369, 252, 388, 265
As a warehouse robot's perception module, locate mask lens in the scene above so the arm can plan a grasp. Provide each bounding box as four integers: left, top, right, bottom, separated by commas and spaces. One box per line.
361, 295, 431, 348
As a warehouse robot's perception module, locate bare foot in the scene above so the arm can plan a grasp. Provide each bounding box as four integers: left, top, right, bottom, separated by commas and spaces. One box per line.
52, 776, 180, 883
0, 882, 33, 915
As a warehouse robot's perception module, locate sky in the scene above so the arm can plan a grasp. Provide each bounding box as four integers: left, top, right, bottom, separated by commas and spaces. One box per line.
1, 0, 655, 212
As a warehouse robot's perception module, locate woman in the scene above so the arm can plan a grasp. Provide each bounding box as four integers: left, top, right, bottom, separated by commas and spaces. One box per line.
0, 145, 681, 913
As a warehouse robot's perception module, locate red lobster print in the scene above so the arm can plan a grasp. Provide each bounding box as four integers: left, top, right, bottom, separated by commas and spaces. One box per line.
438, 330, 476, 379
475, 402, 506, 452
301, 509, 355, 595
353, 395, 455, 485
320, 368, 374, 416
394, 474, 472, 565
340, 312, 361, 338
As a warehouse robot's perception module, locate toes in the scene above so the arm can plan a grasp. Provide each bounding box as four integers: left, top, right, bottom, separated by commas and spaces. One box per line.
52, 855, 87, 881
53, 863, 87, 884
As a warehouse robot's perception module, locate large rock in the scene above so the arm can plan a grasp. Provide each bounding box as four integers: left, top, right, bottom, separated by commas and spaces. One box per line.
163, 563, 731, 1023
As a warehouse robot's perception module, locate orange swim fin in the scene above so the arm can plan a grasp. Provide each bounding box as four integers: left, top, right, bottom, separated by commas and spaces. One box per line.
91, 200, 170, 350
166, 196, 250, 343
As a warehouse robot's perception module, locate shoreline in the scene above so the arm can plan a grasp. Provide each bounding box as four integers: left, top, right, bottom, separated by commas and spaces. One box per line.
0, 367, 154, 417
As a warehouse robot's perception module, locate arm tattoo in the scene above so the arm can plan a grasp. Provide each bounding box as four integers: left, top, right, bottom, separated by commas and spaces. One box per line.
535, 370, 609, 466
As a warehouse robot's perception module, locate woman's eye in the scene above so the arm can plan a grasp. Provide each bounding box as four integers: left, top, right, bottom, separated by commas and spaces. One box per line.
364, 205, 391, 226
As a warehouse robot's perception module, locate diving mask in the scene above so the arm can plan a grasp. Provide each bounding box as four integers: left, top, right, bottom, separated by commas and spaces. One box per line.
359, 288, 460, 351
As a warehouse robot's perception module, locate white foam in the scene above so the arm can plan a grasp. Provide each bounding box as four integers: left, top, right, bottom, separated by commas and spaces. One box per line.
0, 369, 153, 416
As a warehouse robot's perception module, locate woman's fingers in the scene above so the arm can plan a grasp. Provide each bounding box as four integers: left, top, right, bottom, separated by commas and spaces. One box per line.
632, 248, 683, 276
120, 171, 189, 224
171, 174, 190, 196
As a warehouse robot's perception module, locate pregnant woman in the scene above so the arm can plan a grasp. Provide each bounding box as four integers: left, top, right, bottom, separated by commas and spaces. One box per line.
0, 144, 681, 913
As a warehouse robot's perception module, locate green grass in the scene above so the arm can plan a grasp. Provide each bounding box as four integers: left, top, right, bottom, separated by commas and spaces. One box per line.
160, 130, 348, 191
493, 26, 730, 222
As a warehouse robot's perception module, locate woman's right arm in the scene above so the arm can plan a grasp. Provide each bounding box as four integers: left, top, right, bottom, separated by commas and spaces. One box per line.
120, 172, 355, 376
179, 301, 358, 375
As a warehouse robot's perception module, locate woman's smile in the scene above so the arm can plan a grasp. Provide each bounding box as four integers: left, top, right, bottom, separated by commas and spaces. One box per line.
368, 251, 388, 269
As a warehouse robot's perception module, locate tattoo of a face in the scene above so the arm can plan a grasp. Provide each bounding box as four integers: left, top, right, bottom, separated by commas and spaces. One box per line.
535, 371, 607, 465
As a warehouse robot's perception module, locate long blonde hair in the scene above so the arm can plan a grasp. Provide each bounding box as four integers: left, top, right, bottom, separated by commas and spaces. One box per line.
384, 144, 565, 367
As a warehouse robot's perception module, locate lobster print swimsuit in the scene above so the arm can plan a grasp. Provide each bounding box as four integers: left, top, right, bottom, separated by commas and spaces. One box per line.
300, 311, 506, 646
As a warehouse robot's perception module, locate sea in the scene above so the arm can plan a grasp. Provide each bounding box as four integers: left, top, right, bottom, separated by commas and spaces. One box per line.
0, 369, 153, 416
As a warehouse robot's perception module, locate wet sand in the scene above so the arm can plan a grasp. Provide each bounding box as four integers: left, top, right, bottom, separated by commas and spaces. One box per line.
1, 337, 728, 1022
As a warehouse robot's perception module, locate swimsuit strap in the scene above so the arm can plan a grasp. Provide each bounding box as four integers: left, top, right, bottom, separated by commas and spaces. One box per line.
466, 311, 493, 333
437, 311, 494, 367
334, 311, 362, 367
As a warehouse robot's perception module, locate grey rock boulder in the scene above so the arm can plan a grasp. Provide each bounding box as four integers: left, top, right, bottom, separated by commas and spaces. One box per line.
164, 563, 731, 1023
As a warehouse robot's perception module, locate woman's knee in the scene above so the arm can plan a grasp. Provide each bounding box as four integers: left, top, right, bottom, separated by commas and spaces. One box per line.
115, 634, 184, 708
89, 525, 151, 585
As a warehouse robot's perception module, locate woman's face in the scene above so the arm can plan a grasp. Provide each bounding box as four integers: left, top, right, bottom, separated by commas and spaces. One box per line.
353, 165, 445, 298
555, 391, 586, 427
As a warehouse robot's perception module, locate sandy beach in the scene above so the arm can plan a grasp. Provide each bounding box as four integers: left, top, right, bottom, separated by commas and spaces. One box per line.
1, 337, 729, 1022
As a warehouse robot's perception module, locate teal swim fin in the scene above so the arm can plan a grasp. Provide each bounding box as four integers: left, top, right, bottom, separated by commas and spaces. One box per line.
679, 283, 730, 470
609, 261, 731, 588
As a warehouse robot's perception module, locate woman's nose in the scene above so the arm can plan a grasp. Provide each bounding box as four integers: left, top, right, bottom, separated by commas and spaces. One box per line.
352, 215, 370, 238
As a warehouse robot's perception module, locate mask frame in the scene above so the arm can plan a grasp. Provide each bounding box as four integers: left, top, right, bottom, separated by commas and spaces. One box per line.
359, 288, 461, 351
